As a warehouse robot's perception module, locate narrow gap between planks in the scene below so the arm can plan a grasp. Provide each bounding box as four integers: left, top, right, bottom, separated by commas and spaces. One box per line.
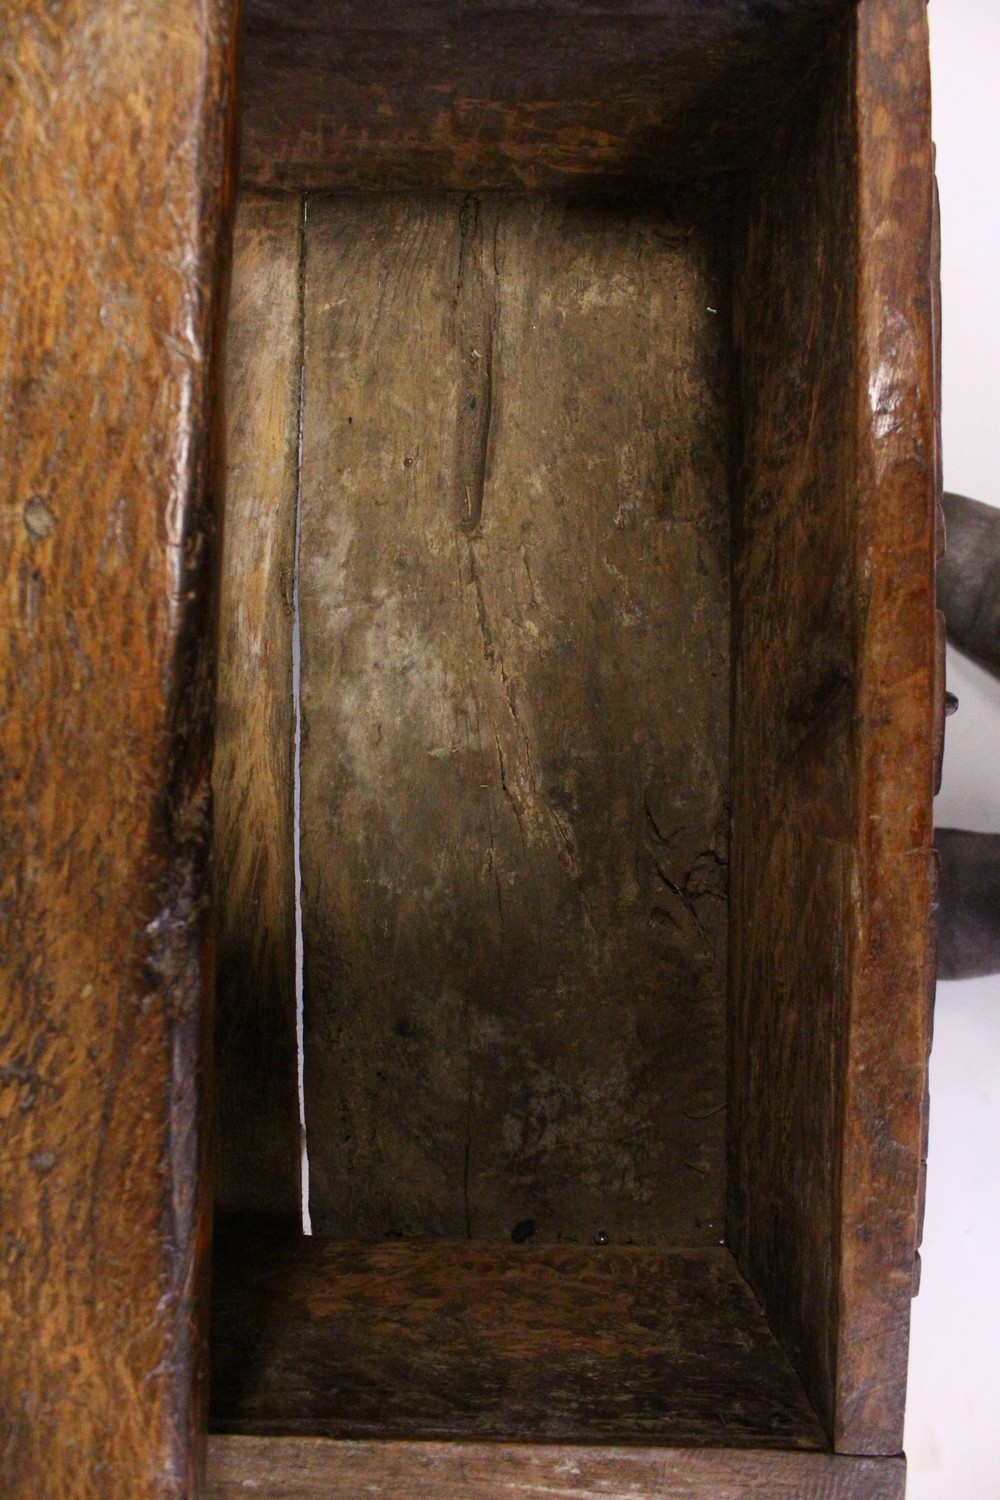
293, 191, 312, 1233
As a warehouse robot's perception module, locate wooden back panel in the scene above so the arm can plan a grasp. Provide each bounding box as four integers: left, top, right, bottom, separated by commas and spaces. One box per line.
0, 2, 238, 1495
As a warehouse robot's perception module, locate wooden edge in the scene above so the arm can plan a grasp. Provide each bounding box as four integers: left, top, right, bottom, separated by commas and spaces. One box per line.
835, 0, 937, 1453
208, 1437, 906, 1500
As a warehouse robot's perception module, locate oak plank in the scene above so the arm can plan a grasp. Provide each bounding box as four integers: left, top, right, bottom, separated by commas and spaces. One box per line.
241, 0, 851, 192
0, 2, 238, 1495
214, 189, 303, 1220
728, 14, 859, 1444
728, 0, 936, 1453
298, 193, 730, 1244
208, 1436, 905, 1500
835, 0, 937, 1451
210, 1237, 825, 1449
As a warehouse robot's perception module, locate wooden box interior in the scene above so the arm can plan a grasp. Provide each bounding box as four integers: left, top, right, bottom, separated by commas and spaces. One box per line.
208, 0, 932, 1470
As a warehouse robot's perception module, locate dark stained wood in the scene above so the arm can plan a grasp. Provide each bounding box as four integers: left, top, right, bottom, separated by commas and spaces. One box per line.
240, 1, 852, 193
210, 1236, 825, 1448
214, 190, 303, 1220
835, 0, 937, 1452
0, 2, 238, 1497
728, 15, 858, 1446
208, 1436, 906, 1500
298, 192, 730, 1243
728, 0, 936, 1457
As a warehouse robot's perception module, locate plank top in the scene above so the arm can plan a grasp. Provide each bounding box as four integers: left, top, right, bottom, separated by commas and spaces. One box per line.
0, 1, 237, 1495
209, 1437, 906, 1500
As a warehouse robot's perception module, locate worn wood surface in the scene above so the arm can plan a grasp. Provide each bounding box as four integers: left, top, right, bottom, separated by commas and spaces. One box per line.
241, 0, 851, 192
0, 2, 238, 1497
298, 192, 730, 1243
728, 15, 858, 1444
210, 1235, 824, 1448
729, 0, 936, 1455
208, 1436, 906, 1500
214, 190, 303, 1220
835, 0, 936, 1452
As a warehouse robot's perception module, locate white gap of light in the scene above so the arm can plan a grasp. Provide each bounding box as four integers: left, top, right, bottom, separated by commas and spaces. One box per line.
293, 193, 312, 1234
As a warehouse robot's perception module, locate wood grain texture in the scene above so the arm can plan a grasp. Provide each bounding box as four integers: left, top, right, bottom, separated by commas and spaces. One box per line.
298, 193, 730, 1244
728, 17, 858, 1445
210, 1236, 825, 1448
836, 0, 936, 1451
208, 1436, 906, 1500
240, 0, 851, 192
728, 0, 936, 1455
214, 190, 303, 1220
0, 2, 238, 1497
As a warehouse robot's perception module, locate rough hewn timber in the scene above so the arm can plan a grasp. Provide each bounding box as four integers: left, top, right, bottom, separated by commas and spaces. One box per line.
0, 3, 238, 1495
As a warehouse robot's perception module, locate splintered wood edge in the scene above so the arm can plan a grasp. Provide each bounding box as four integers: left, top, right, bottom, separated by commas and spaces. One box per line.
207, 1437, 906, 1500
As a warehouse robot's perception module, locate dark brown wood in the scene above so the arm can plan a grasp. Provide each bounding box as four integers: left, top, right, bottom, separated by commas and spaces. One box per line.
728, 14, 858, 1445
240, 1, 852, 193
210, 1235, 825, 1448
0, 2, 238, 1497
728, 0, 936, 1457
214, 189, 304, 1220
298, 192, 730, 1243
208, 1436, 906, 1500
836, 0, 936, 1452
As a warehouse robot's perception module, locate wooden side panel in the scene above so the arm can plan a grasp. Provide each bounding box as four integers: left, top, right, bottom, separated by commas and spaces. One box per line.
240, 0, 851, 191
214, 190, 302, 1220
729, 0, 936, 1454
208, 1437, 906, 1500
837, 0, 937, 1451
728, 19, 858, 1442
210, 1238, 824, 1448
0, 3, 237, 1497
298, 194, 730, 1244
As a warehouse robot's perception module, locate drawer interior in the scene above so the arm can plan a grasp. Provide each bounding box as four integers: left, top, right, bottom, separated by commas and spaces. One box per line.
210, 0, 876, 1457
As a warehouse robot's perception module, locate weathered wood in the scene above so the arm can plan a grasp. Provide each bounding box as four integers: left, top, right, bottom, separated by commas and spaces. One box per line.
240, 0, 852, 192
298, 193, 730, 1243
214, 190, 303, 1220
208, 1436, 906, 1500
210, 1235, 825, 1448
728, 15, 858, 1445
728, 0, 936, 1455
0, 2, 238, 1497
835, 0, 937, 1451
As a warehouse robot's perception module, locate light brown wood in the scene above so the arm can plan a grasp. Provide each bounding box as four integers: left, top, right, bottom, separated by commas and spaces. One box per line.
0, 1, 238, 1495
208, 1436, 906, 1500
210, 1236, 824, 1448
298, 192, 730, 1243
214, 189, 303, 1220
